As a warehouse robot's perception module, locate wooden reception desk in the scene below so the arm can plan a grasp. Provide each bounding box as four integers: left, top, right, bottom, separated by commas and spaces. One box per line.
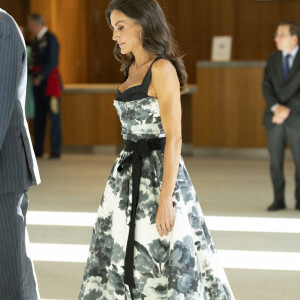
58, 84, 197, 152
193, 61, 268, 148
61, 84, 121, 148
35, 60, 268, 155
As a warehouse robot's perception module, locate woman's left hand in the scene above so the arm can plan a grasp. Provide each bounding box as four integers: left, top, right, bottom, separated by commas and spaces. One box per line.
155, 196, 174, 237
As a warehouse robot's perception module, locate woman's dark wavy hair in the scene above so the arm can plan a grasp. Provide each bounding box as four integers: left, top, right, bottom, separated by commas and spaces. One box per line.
106, 0, 188, 93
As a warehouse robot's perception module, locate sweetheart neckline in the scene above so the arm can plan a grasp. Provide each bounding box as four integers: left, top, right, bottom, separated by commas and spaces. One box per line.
116, 86, 158, 101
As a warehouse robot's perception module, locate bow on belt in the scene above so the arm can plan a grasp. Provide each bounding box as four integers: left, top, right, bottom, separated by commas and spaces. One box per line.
117, 137, 166, 289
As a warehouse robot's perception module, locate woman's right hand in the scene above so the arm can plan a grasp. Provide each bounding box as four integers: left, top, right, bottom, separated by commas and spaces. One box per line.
155, 196, 174, 237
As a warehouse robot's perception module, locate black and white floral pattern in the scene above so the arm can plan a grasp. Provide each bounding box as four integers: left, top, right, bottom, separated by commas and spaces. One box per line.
78, 96, 235, 299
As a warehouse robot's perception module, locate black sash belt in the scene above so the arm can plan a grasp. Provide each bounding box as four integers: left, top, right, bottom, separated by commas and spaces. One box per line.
117, 137, 166, 288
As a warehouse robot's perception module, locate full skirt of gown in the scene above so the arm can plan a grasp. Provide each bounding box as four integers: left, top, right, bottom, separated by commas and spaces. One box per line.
78, 149, 235, 300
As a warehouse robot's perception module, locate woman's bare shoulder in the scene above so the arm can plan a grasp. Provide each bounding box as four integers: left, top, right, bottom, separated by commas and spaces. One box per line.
151, 58, 178, 85
152, 58, 176, 74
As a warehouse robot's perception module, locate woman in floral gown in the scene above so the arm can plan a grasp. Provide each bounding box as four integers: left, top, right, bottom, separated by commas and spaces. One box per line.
78, 0, 235, 299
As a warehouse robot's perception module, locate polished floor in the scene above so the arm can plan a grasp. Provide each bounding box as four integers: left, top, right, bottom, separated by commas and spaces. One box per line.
26, 153, 300, 300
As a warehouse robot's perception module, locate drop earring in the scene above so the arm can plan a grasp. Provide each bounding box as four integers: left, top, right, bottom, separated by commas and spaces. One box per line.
140, 31, 142, 39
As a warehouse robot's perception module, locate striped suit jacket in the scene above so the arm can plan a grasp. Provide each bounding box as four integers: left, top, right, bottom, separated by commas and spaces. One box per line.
0, 9, 40, 194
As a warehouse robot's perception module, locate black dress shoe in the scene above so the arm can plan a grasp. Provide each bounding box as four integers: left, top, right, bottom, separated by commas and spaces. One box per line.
49, 153, 61, 159
296, 203, 300, 210
267, 202, 286, 211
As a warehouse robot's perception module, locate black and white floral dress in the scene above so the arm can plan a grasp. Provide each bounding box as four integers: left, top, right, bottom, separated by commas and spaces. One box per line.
79, 57, 235, 300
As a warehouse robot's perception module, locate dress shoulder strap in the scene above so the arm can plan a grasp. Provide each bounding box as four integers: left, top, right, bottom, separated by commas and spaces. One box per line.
140, 56, 169, 94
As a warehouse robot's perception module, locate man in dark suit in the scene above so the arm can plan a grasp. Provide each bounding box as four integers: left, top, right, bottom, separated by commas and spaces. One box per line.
263, 21, 300, 211
0, 8, 41, 299
27, 14, 62, 159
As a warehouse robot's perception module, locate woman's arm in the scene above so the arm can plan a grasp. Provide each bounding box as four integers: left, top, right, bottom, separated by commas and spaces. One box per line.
151, 59, 182, 237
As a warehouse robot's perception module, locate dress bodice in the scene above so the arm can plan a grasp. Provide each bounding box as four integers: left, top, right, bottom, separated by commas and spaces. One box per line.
113, 57, 166, 142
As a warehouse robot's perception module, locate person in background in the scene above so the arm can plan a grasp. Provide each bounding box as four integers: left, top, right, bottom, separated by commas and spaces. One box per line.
0, 8, 41, 299
263, 21, 300, 211
19, 25, 35, 120
27, 13, 62, 159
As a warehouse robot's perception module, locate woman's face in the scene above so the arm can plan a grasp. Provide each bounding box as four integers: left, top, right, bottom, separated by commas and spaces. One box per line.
110, 9, 142, 54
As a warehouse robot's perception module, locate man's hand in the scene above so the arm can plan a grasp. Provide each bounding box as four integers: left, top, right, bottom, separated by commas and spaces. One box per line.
272, 105, 290, 124
272, 114, 285, 124
32, 78, 40, 86
32, 75, 42, 87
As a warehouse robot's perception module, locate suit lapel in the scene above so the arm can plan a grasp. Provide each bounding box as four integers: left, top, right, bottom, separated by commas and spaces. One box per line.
275, 51, 284, 85
286, 49, 300, 82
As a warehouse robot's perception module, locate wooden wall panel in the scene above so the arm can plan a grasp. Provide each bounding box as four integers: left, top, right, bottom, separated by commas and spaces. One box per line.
84, 0, 300, 83
28, 0, 300, 84
165, 0, 235, 82
1, 0, 29, 25
85, 0, 123, 84
51, 0, 87, 83
29, 0, 53, 28
233, 0, 300, 60
81, 0, 236, 83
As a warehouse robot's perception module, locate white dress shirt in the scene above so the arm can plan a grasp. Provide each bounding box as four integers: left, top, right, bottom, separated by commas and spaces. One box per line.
37, 26, 48, 40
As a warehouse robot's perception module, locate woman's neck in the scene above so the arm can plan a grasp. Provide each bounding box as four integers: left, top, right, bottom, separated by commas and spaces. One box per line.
132, 47, 156, 69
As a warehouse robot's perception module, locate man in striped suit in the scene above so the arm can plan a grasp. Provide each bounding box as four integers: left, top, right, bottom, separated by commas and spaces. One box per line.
0, 8, 41, 299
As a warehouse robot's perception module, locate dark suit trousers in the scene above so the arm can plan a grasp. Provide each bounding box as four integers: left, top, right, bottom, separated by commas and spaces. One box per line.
0, 191, 38, 300
33, 81, 62, 156
267, 122, 300, 203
